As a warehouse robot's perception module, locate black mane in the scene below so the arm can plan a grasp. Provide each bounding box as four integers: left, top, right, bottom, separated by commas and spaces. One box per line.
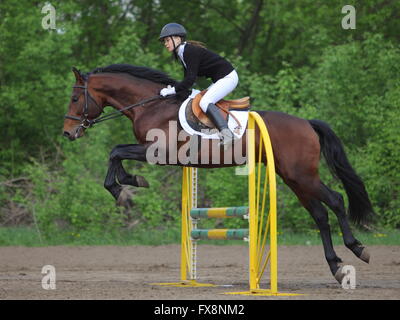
90, 64, 178, 86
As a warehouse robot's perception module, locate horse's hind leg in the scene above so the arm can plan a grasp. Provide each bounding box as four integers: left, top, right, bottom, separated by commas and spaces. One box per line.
319, 183, 370, 263
284, 177, 344, 283
301, 197, 344, 282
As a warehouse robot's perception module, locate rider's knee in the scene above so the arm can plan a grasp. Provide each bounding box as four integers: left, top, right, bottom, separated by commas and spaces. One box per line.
199, 97, 212, 113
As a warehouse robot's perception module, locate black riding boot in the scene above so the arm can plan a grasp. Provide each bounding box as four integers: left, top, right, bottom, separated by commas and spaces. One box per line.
206, 103, 234, 148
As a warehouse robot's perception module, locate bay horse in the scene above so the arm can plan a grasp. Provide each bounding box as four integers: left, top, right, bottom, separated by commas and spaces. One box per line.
63, 64, 374, 284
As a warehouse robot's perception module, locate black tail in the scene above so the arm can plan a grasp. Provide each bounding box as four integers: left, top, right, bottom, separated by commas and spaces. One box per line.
309, 119, 374, 225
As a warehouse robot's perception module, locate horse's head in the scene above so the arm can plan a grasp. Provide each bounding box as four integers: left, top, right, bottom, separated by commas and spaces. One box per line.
63, 67, 104, 141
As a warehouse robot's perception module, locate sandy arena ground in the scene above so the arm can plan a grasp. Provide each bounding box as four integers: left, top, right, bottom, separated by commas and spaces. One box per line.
0, 245, 399, 300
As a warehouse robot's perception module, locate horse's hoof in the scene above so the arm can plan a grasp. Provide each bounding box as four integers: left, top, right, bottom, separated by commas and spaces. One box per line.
359, 247, 370, 264
117, 187, 135, 208
334, 267, 345, 284
136, 175, 149, 188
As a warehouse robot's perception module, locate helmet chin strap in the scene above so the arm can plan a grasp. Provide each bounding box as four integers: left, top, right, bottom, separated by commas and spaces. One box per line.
170, 36, 182, 60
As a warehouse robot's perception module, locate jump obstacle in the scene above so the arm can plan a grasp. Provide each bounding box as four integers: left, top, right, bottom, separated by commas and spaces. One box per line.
154, 112, 299, 296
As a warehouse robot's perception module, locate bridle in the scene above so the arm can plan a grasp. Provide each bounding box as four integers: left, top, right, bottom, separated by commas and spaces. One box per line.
64, 79, 174, 130
64, 82, 103, 129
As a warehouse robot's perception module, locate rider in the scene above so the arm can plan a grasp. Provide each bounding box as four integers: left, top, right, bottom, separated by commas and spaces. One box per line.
159, 22, 238, 147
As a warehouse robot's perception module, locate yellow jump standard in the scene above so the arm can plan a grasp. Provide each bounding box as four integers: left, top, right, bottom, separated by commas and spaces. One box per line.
153, 112, 301, 296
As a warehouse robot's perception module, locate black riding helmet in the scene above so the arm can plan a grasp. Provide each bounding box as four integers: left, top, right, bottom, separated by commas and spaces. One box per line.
159, 23, 187, 40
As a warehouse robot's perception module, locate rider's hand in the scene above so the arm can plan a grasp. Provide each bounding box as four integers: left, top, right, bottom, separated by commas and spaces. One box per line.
160, 85, 176, 97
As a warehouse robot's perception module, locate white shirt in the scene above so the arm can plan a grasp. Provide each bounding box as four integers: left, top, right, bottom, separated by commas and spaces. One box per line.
177, 42, 187, 68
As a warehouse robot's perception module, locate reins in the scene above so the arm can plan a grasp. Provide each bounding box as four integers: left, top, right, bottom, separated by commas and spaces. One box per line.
91, 94, 172, 125
65, 80, 175, 129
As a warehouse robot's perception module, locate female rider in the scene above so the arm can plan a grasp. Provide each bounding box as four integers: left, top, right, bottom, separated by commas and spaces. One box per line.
159, 23, 239, 147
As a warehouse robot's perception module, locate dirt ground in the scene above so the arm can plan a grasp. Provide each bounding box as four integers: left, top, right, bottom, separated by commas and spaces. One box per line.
0, 245, 399, 300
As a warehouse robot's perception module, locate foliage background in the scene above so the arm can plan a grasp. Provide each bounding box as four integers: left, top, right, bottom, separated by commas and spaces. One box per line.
0, 0, 399, 242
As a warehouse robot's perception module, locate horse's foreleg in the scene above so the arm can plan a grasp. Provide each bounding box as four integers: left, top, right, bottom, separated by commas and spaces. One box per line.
112, 144, 149, 187
115, 161, 149, 188
104, 144, 148, 201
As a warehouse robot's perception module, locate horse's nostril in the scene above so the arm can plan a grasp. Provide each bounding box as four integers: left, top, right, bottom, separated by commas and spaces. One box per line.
63, 131, 70, 138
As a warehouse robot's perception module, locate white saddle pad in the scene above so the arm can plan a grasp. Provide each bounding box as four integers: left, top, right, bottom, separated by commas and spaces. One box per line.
178, 89, 249, 140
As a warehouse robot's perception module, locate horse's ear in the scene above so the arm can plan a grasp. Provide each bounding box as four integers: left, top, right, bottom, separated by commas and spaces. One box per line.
72, 67, 84, 83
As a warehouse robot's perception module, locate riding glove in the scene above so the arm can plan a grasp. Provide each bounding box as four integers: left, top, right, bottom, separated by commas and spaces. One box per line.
160, 85, 176, 97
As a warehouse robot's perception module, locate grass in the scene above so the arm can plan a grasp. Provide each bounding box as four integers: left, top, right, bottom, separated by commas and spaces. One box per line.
0, 226, 181, 247
0, 226, 399, 247
277, 229, 400, 246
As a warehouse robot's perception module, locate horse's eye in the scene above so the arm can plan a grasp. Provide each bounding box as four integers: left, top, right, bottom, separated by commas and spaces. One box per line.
72, 96, 79, 102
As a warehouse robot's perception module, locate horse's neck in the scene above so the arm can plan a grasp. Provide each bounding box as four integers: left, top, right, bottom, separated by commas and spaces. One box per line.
97, 74, 162, 120
94, 74, 180, 143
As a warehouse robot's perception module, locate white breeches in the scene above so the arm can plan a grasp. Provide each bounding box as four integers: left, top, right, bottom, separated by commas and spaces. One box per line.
199, 70, 239, 112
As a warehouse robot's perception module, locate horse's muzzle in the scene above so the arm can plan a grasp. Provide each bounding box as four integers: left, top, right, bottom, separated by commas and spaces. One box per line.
63, 124, 86, 141
63, 131, 75, 141
63, 131, 77, 141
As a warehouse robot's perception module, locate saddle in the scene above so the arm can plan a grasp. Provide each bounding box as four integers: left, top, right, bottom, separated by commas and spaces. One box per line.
191, 90, 250, 128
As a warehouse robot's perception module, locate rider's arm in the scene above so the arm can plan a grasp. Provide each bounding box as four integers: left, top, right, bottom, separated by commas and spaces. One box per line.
175, 45, 201, 93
